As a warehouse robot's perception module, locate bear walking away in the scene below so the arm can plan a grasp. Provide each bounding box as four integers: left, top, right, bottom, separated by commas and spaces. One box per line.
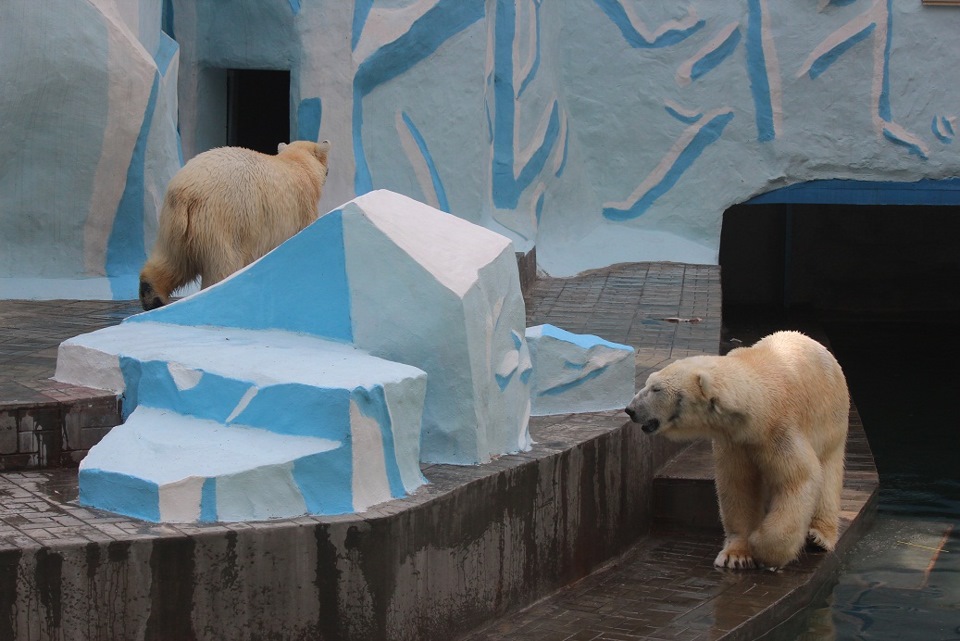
625, 331, 849, 569
139, 140, 331, 310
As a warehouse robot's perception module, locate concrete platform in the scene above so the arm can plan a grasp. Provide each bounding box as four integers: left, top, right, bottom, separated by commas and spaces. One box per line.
0, 263, 879, 641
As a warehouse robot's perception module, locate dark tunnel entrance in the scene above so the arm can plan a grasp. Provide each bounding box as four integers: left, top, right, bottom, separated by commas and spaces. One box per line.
226, 69, 291, 155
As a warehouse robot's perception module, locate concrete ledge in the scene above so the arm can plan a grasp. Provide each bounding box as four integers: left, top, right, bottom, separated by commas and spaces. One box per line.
0, 411, 685, 641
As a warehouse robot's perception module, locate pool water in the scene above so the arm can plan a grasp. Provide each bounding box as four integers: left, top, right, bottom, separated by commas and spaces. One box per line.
765, 319, 960, 641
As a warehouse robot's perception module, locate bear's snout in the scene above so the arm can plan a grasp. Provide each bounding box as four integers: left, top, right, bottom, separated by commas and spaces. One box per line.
624, 406, 637, 421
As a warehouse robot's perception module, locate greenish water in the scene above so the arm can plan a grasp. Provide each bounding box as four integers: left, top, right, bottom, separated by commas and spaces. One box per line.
768, 320, 960, 641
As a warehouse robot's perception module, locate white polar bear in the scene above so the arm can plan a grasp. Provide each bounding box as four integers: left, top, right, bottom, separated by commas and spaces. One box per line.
139, 140, 331, 310
625, 331, 849, 569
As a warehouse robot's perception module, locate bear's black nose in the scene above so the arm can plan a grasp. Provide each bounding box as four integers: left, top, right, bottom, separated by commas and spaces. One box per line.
624, 407, 637, 421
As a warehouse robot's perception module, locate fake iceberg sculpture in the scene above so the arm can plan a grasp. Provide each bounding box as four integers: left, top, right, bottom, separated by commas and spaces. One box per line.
525, 324, 635, 416
55, 190, 533, 522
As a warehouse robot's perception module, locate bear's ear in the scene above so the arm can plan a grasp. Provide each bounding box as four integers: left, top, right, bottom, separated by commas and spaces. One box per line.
277, 142, 288, 153
696, 370, 723, 413
316, 140, 331, 163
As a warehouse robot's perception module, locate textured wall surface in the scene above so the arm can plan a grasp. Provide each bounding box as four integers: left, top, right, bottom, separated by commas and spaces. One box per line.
4, 0, 959, 298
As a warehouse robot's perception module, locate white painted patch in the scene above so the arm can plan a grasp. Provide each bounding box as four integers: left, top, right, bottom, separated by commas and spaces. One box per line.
168, 362, 203, 390
349, 399, 392, 512
226, 386, 259, 423
158, 476, 204, 522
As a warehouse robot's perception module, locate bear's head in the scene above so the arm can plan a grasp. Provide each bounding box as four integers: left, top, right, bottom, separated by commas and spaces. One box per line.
625, 355, 733, 441
278, 140, 331, 172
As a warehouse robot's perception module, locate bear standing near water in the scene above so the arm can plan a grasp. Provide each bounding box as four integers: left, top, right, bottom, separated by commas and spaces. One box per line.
139, 140, 331, 310
625, 331, 849, 570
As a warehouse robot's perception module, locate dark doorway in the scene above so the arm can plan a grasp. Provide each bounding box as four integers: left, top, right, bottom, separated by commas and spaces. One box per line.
719, 203, 960, 316
226, 69, 291, 154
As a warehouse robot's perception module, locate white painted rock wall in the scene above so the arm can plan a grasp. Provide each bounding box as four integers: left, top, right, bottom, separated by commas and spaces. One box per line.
0, 0, 180, 299
525, 325, 635, 416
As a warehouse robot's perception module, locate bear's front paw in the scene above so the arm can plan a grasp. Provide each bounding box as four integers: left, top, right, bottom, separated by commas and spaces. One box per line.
714, 546, 756, 570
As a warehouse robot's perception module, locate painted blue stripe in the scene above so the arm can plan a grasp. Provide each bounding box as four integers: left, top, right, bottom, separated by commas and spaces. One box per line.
352, 0, 484, 193
535, 191, 545, 226
106, 72, 160, 298
288, 0, 301, 15
807, 23, 875, 80
293, 451, 354, 515
79, 469, 161, 522
593, 0, 704, 48
879, 0, 893, 122
882, 126, 928, 160
297, 97, 322, 142
352, 0, 374, 51
746, 0, 775, 142
932, 116, 952, 144
200, 478, 218, 522
665, 105, 702, 125
539, 367, 606, 397
603, 111, 734, 221
746, 178, 960, 206
517, 0, 543, 99
942, 117, 955, 137
401, 112, 450, 212
233, 385, 351, 439
352, 385, 406, 498
690, 27, 740, 82
555, 125, 569, 177
154, 32, 178, 77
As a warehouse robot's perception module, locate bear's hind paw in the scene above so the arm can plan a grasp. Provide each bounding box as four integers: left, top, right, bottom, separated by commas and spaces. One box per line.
807, 528, 836, 552
714, 549, 756, 570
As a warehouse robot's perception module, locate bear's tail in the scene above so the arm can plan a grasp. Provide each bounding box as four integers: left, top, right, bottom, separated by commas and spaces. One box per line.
139, 190, 200, 310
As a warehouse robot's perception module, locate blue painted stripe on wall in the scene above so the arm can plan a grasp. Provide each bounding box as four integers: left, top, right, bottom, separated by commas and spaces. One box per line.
200, 478, 217, 522
154, 32, 178, 76
555, 125, 569, 177
807, 23, 875, 80
352, 385, 405, 498
665, 105, 702, 125
746, 178, 960, 205
879, 0, 893, 122
288, 0, 301, 15
401, 112, 450, 212
352, 0, 374, 51
746, 0, 774, 142
297, 97, 322, 142
881, 126, 928, 160
293, 450, 354, 515
690, 27, 740, 82
352, 0, 484, 193
232, 384, 351, 439
106, 72, 160, 298
593, 0, 704, 48
79, 469, 161, 522
603, 111, 734, 221
517, 0, 543, 98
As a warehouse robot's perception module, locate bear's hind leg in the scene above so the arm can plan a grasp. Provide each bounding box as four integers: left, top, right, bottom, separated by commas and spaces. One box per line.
749, 452, 821, 569
808, 443, 845, 551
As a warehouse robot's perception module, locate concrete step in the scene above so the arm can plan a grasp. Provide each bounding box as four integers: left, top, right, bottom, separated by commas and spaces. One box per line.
652, 440, 721, 531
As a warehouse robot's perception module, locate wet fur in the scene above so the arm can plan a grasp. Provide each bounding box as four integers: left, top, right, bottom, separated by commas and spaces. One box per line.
139, 140, 330, 310
625, 331, 849, 569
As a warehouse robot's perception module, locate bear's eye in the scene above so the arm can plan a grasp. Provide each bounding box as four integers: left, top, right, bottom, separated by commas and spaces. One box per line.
651, 385, 662, 393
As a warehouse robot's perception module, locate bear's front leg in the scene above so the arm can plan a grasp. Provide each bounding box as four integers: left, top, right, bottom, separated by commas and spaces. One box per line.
712, 440, 765, 569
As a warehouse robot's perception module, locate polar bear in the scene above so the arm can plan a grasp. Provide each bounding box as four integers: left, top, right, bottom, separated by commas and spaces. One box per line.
625, 331, 849, 569
138, 140, 331, 310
